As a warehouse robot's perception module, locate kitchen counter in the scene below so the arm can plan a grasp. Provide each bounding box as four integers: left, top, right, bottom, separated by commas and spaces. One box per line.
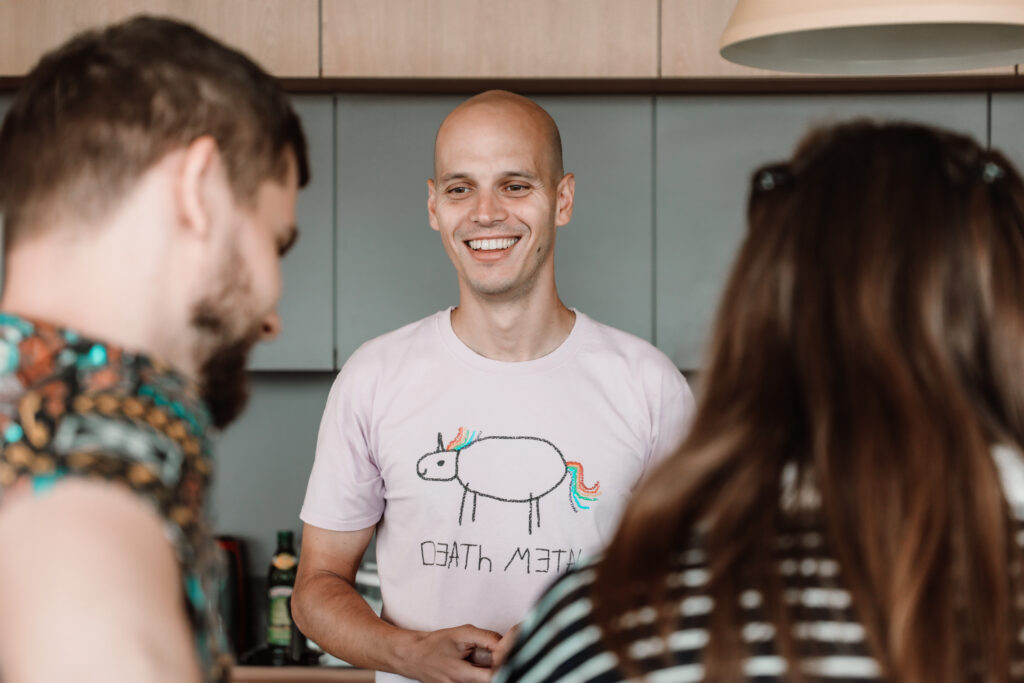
229, 666, 375, 682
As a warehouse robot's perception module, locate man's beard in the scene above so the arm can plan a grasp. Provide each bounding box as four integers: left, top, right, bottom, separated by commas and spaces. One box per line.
194, 319, 261, 429
191, 268, 263, 429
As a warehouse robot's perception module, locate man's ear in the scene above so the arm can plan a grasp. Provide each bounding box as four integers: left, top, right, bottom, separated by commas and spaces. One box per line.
554, 173, 575, 227
427, 178, 440, 232
176, 136, 221, 238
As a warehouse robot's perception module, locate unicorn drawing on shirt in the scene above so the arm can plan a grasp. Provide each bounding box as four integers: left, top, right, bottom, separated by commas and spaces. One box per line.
415, 427, 601, 535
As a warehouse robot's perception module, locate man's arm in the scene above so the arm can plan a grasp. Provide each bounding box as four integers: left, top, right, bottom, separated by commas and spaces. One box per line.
292, 522, 502, 683
0, 479, 200, 683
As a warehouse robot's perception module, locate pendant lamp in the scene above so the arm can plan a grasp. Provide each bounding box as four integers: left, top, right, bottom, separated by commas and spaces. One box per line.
719, 0, 1024, 75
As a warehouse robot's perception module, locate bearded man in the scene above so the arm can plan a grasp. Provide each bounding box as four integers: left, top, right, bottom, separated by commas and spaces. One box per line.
0, 16, 308, 683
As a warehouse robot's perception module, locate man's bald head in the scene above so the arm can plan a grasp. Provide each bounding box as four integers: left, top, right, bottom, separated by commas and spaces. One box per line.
433, 90, 564, 183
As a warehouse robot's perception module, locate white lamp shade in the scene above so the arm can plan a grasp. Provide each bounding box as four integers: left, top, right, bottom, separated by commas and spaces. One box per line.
720, 0, 1024, 75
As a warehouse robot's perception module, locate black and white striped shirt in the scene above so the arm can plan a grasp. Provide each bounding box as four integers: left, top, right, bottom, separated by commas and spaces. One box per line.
494, 532, 881, 683
496, 446, 1024, 682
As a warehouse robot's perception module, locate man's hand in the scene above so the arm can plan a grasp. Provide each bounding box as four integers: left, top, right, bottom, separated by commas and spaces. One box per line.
490, 623, 521, 670
294, 524, 508, 682
465, 623, 521, 673
401, 624, 502, 683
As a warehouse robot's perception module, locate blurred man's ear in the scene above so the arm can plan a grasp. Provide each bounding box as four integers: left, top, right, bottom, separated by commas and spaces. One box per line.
176, 136, 220, 239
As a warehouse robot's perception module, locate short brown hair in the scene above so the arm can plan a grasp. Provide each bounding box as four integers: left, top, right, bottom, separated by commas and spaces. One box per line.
0, 15, 310, 244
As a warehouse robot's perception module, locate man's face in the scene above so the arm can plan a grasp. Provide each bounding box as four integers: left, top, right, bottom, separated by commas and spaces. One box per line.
192, 153, 299, 428
428, 103, 574, 301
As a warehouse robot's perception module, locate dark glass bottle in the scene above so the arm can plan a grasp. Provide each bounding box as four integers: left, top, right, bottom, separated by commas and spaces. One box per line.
266, 530, 298, 664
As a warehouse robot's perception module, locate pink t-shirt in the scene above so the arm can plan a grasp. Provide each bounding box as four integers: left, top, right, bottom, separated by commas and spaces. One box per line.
301, 309, 694, 680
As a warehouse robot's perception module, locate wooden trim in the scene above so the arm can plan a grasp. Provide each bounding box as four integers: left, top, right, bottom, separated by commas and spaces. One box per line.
321, 0, 659, 78
2, 73, 1022, 97
229, 666, 374, 682
0, 1, 319, 77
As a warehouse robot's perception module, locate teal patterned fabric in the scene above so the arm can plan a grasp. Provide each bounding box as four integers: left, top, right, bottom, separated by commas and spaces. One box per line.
0, 313, 231, 681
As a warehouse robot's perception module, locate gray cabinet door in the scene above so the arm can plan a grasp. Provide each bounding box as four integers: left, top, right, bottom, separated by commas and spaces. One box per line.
210, 374, 335, 575
542, 96, 655, 342
655, 94, 988, 370
335, 95, 459, 361
248, 96, 335, 370
991, 93, 1024, 170
335, 94, 656, 361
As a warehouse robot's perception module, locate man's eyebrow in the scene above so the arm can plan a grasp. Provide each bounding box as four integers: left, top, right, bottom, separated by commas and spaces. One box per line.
438, 171, 542, 182
278, 225, 299, 256
502, 170, 541, 180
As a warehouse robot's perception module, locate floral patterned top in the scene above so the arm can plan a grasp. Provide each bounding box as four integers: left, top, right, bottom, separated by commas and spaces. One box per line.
0, 312, 231, 681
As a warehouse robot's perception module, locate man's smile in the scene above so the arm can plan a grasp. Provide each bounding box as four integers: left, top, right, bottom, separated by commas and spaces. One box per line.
468, 239, 524, 252
467, 237, 520, 251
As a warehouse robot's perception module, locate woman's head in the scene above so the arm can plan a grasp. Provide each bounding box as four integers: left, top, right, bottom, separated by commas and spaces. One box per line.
710, 120, 1024, 457
596, 120, 1024, 682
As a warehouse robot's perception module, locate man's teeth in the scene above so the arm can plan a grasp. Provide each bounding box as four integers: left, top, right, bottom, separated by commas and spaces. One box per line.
468, 237, 519, 251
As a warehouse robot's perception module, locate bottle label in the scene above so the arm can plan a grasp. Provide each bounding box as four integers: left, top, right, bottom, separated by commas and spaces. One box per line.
268, 586, 294, 646
273, 553, 297, 571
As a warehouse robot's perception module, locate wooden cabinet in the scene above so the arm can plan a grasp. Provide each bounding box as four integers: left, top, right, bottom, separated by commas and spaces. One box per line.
0, 0, 319, 77
661, 0, 796, 78
334, 94, 658, 361
1, 0, 1016, 81
660, 0, 1016, 78
322, 0, 658, 78
654, 94, 989, 369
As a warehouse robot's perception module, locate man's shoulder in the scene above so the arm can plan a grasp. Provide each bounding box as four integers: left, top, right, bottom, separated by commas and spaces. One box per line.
344, 311, 444, 366
576, 312, 679, 373
333, 311, 447, 393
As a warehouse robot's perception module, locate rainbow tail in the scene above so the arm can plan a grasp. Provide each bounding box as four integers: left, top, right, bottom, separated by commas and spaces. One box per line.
566, 461, 601, 510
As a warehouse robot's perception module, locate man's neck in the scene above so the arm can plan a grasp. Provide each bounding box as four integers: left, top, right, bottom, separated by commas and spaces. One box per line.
1, 222, 197, 380
450, 290, 576, 362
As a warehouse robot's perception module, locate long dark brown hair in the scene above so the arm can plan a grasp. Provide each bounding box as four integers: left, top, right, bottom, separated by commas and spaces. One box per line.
594, 120, 1024, 682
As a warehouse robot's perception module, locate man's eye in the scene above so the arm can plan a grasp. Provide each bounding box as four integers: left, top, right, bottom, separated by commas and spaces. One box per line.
505, 184, 529, 193
447, 186, 470, 195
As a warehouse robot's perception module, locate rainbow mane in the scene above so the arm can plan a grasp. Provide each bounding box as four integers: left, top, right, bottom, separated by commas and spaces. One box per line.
445, 427, 480, 451
566, 461, 601, 510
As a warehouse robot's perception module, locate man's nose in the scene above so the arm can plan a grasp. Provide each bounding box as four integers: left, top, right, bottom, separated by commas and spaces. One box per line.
471, 190, 508, 225
259, 310, 282, 342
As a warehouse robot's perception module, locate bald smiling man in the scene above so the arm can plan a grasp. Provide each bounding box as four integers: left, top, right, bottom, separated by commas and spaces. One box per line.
293, 91, 696, 683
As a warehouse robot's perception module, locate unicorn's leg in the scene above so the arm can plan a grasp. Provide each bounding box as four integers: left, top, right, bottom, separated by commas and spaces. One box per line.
459, 487, 468, 525
528, 494, 534, 535
536, 496, 542, 529
471, 492, 478, 522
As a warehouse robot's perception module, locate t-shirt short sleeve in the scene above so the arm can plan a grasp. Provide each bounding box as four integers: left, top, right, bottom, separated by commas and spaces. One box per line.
300, 358, 386, 531
643, 355, 696, 474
